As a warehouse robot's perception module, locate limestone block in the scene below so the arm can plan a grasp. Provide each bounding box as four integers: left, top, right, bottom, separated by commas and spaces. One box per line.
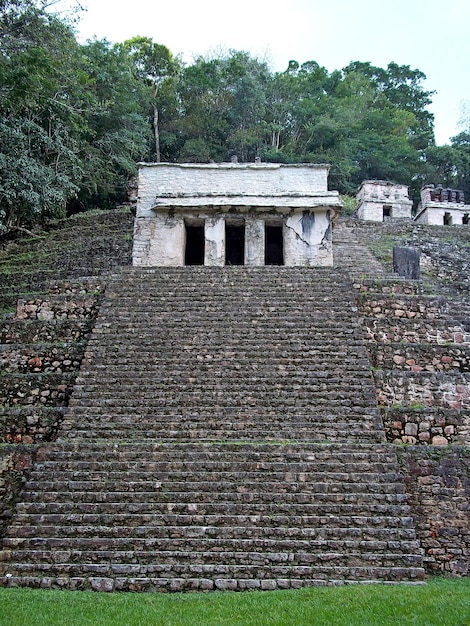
205, 216, 225, 266
284, 209, 332, 266
393, 246, 421, 280
245, 217, 265, 266
146, 213, 185, 266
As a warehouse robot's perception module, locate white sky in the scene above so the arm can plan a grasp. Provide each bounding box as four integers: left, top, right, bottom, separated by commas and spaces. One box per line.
67, 0, 470, 145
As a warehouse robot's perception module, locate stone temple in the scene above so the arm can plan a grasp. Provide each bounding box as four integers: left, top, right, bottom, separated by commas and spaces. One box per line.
2, 160, 469, 593
132, 162, 341, 267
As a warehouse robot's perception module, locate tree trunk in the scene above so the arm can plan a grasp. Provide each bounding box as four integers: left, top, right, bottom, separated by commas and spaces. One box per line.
153, 105, 161, 163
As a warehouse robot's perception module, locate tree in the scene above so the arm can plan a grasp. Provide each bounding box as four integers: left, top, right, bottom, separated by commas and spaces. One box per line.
75, 38, 150, 209
176, 51, 271, 163
0, 0, 83, 232
118, 37, 178, 162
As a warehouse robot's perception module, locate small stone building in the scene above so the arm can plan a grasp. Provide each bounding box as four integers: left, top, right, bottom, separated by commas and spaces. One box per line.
414, 185, 469, 226
132, 162, 341, 267
355, 180, 413, 222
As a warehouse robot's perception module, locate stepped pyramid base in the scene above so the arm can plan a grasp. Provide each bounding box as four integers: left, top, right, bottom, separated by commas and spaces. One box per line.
0, 268, 425, 590
1, 442, 424, 590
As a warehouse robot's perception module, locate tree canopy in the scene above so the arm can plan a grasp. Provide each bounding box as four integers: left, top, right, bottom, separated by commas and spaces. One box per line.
0, 1, 466, 234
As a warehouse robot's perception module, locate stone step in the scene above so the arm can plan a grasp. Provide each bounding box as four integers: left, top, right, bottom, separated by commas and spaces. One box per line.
30, 454, 400, 471
23, 473, 405, 491
16, 499, 411, 516
59, 428, 382, 444
25, 468, 404, 484
21, 487, 408, 506
0, 566, 426, 593
5, 520, 418, 540
28, 443, 396, 466
58, 419, 383, 441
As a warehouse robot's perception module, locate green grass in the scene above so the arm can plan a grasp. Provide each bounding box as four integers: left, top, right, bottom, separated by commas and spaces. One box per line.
0, 579, 469, 626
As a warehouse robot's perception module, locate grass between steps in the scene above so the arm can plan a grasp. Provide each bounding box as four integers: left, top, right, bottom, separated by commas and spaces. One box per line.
0, 578, 469, 626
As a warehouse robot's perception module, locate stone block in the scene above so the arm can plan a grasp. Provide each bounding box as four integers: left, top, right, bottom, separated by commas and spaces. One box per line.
393, 246, 420, 280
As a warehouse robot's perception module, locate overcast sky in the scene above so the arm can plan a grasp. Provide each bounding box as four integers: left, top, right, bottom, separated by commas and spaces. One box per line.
68, 0, 470, 145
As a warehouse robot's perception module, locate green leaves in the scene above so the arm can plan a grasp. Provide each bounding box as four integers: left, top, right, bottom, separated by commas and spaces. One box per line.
0, 4, 461, 232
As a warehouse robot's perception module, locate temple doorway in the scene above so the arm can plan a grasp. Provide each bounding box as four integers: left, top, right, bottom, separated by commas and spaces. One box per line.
265, 224, 284, 265
185, 221, 205, 265
225, 222, 245, 265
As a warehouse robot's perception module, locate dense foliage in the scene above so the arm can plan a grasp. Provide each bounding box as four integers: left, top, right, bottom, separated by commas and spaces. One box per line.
0, 1, 468, 233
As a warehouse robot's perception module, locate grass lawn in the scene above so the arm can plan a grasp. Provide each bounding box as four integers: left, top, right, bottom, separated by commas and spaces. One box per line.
0, 578, 469, 626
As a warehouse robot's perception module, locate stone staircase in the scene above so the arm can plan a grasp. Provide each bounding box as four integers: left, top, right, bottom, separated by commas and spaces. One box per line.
333, 221, 387, 278
0, 267, 425, 590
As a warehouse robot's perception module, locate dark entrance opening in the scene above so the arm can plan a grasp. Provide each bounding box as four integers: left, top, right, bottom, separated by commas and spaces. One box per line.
383, 205, 392, 220
265, 224, 284, 265
185, 222, 205, 265
443, 212, 452, 226
463, 213, 469, 225
225, 223, 245, 265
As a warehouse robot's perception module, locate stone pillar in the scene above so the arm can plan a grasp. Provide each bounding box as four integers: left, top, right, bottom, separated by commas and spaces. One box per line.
205, 215, 225, 266
245, 216, 265, 266
284, 209, 333, 266
146, 212, 185, 266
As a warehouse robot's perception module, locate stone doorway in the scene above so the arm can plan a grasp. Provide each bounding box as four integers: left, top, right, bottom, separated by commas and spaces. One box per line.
185, 221, 205, 265
444, 212, 452, 226
265, 224, 284, 265
225, 222, 245, 265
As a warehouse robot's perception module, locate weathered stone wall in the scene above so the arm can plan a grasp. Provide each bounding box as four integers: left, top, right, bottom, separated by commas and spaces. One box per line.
1, 280, 104, 444
374, 370, 470, 411
353, 275, 470, 447
415, 204, 470, 226
0, 446, 36, 539
369, 344, 469, 373
356, 181, 412, 222
382, 407, 468, 445
396, 446, 470, 576
136, 162, 331, 216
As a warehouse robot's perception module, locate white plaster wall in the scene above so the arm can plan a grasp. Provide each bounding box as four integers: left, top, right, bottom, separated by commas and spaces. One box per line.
356, 203, 386, 222
149, 213, 185, 266
136, 163, 330, 216
357, 181, 410, 203
392, 204, 413, 219
205, 216, 225, 266
133, 213, 184, 266
357, 202, 412, 222
132, 217, 154, 266
284, 209, 332, 266
415, 206, 470, 226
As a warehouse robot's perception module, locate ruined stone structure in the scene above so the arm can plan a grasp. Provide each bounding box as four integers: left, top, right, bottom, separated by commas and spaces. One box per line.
415, 185, 469, 226
1, 205, 469, 592
132, 163, 341, 267
355, 180, 413, 222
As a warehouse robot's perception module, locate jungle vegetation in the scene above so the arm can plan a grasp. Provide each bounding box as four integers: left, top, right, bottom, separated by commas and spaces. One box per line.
1, 0, 469, 234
